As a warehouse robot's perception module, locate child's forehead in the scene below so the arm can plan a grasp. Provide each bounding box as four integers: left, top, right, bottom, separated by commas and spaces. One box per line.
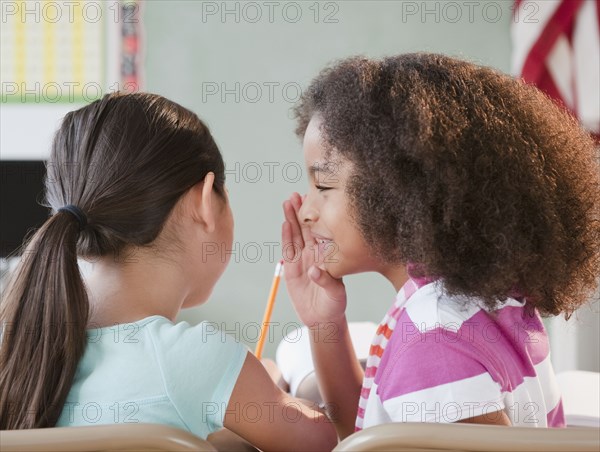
303, 114, 352, 178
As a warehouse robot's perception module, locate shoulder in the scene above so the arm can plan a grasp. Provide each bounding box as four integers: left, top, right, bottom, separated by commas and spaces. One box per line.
378, 281, 540, 400
145, 317, 249, 435
145, 317, 239, 349
143, 316, 248, 381
395, 281, 482, 339
398, 280, 529, 337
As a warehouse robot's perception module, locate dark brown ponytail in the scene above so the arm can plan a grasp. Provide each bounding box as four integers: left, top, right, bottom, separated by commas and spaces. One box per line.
0, 92, 225, 429
0, 212, 89, 428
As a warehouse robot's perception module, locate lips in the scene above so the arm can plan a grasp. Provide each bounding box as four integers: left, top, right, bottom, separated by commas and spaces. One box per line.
311, 232, 336, 264
312, 233, 333, 244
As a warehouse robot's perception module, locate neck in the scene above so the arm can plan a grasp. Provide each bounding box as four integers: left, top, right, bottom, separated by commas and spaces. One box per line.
83, 252, 188, 329
380, 263, 409, 292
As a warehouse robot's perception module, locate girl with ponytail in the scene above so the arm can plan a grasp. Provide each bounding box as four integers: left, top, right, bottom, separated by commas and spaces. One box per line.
0, 92, 337, 451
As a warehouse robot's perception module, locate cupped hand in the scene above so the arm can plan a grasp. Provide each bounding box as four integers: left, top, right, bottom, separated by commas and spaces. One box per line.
281, 192, 347, 327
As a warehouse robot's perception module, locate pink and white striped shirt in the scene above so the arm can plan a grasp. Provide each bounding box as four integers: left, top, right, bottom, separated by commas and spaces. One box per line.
355, 275, 565, 430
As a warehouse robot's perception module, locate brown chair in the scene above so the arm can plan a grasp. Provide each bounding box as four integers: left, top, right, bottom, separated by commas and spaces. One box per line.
0, 423, 216, 451
333, 422, 600, 452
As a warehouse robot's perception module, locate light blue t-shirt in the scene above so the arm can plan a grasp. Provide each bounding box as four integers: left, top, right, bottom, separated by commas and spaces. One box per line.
56, 315, 248, 439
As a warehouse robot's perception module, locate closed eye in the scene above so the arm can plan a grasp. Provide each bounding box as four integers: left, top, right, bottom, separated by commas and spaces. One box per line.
315, 185, 332, 192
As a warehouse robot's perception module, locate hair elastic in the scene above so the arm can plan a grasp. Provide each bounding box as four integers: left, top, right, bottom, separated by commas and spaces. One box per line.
58, 204, 88, 231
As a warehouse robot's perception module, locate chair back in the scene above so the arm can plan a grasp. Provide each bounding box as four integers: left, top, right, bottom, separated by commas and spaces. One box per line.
0, 423, 216, 451
333, 422, 600, 452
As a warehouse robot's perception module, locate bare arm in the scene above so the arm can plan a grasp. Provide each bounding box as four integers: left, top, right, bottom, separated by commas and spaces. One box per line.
260, 358, 290, 392
309, 316, 364, 439
282, 193, 364, 439
224, 352, 338, 452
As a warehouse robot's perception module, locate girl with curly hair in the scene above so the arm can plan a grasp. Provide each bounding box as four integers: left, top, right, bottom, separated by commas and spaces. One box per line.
282, 53, 600, 438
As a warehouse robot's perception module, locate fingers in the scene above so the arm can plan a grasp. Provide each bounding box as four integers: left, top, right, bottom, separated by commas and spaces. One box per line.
283, 199, 304, 249
290, 192, 314, 248
281, 221, 302, 278
308, 266, 346, 304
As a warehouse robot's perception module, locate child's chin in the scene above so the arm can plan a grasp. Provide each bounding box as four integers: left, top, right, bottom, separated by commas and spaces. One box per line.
321, 262, 345, 279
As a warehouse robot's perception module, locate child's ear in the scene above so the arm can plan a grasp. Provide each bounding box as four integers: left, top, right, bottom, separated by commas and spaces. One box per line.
193, 172, 215, 234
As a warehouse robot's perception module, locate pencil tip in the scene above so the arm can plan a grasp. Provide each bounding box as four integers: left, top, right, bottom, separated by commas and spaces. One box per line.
275, 260, 284, 276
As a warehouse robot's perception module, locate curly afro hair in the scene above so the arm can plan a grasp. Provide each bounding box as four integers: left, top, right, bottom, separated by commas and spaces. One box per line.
293, 53, 600, 317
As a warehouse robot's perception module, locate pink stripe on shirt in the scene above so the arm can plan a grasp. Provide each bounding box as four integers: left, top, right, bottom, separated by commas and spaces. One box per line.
547, 399, 565, 428
356, 273, 565, 429
376, 307, 550, 398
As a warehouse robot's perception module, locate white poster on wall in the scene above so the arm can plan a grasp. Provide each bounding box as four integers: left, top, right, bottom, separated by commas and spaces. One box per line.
0, 1, 142, 160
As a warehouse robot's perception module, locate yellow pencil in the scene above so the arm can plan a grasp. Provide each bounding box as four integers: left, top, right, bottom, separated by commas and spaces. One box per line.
255, 259, 284, 359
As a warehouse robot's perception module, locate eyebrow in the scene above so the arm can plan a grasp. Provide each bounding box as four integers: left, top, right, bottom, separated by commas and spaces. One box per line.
308, 161, 342, 186
309, 162, 335, 178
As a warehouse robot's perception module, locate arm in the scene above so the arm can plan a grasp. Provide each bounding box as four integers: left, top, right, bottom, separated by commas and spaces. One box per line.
309, 316, 364, 439
282, 192, 363, 439
260, 358, 290, 392
224, 352, 338, 452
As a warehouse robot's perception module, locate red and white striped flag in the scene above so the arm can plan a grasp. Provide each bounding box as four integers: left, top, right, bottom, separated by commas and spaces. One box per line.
512, 0, 600, 140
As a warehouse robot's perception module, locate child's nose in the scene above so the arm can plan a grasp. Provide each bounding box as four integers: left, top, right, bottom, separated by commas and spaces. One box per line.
299, 193, 318, 224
